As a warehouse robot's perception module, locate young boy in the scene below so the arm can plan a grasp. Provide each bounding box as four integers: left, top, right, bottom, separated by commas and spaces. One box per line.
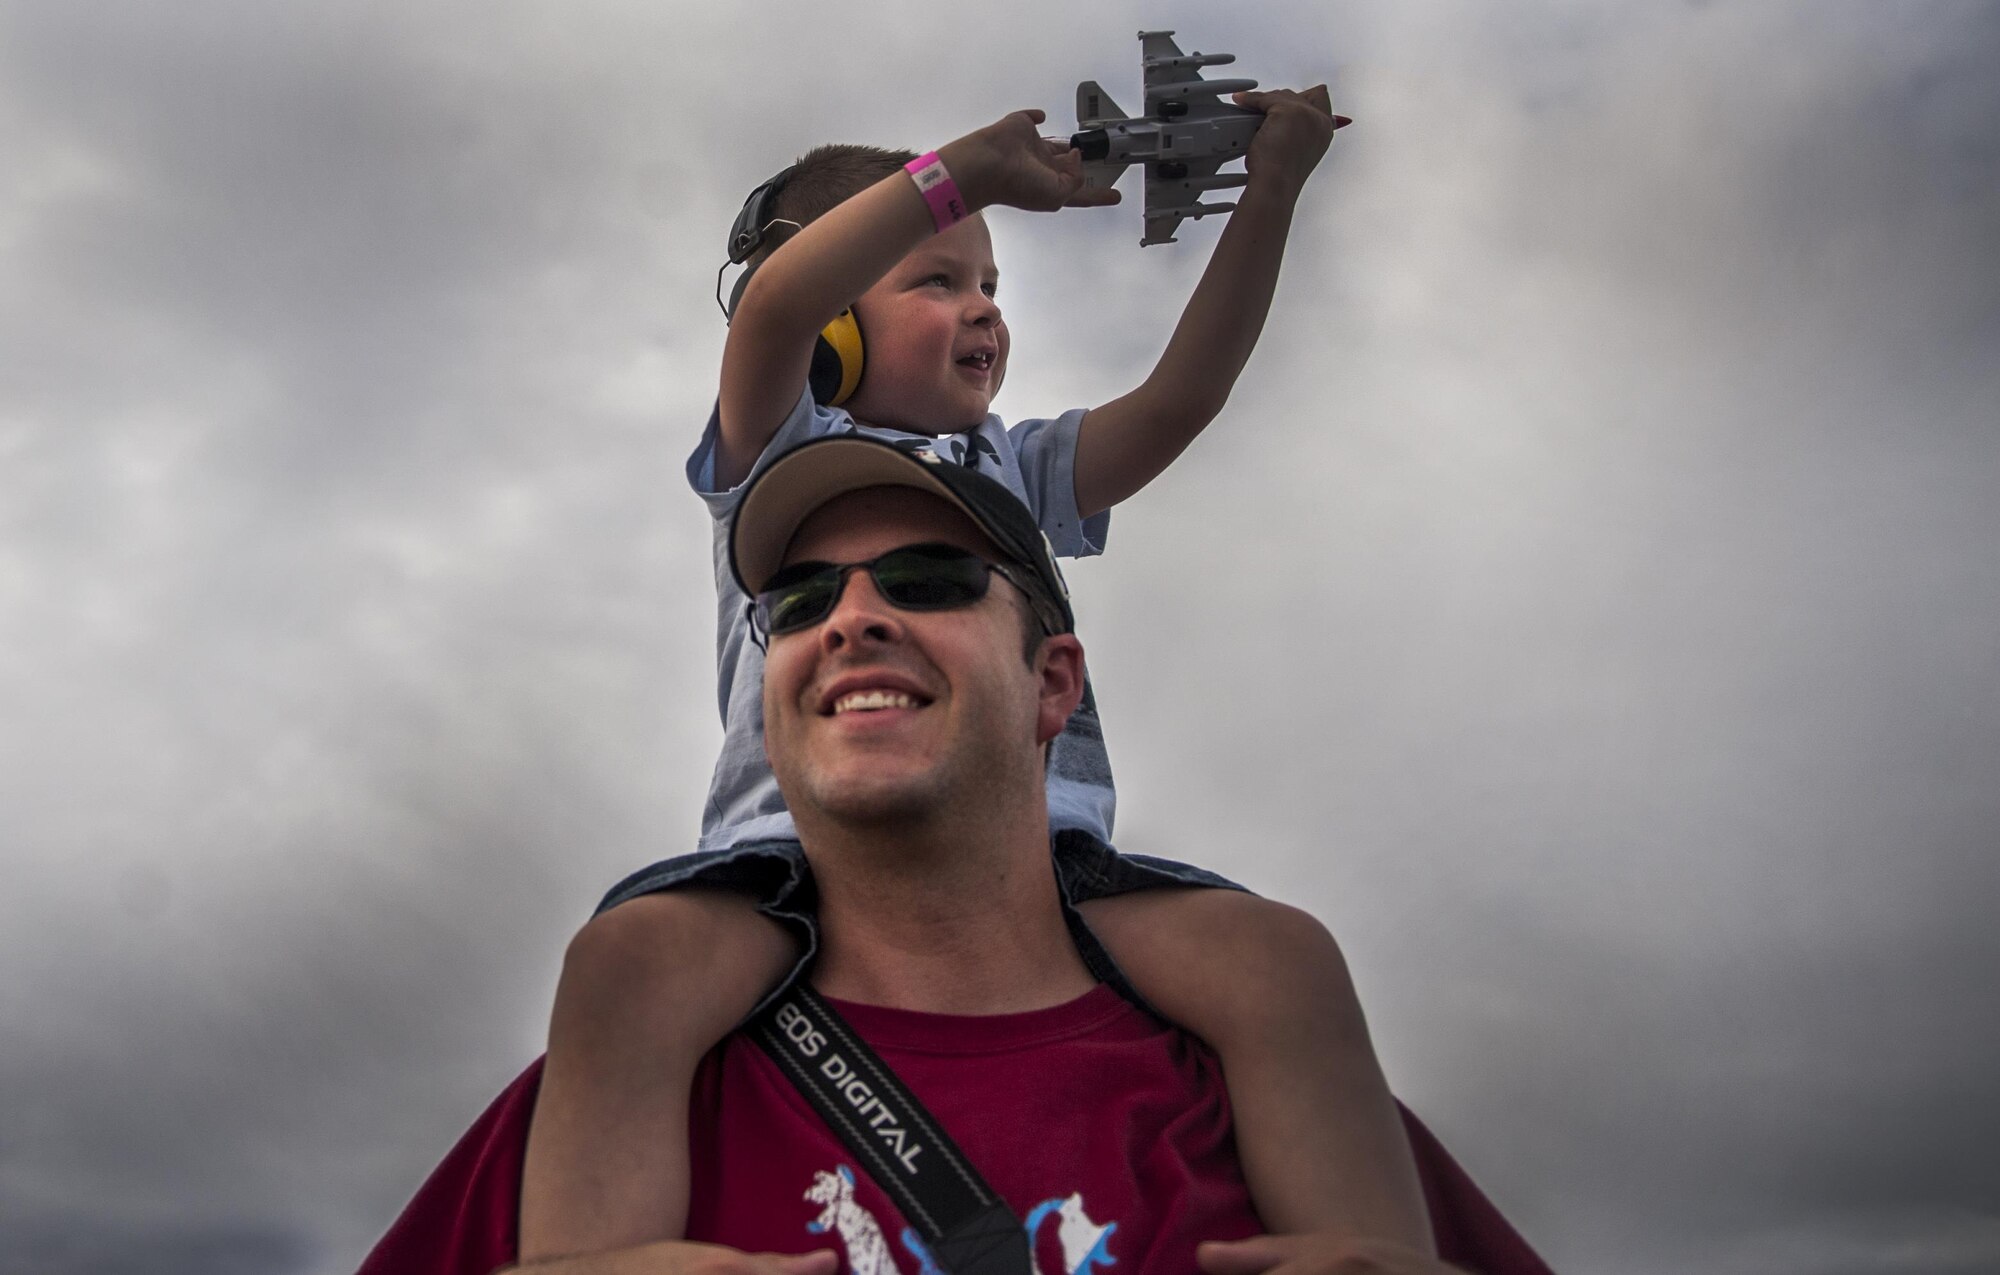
521, 95, 1434, 1263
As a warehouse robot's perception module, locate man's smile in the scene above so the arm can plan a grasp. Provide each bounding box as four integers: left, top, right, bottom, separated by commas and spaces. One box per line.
832, 689, 921, 714
816, 672, 936, 717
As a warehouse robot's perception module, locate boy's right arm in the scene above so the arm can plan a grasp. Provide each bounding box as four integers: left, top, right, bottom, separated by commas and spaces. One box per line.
519, 892, 800, 1260
714, 110, 1119, 489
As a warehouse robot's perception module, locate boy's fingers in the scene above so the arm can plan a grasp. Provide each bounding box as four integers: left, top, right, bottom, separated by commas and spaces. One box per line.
561, 1241, 839, 1275
766, 1250, 839, 1275
1233, 88, 1308, 112
1234, 86, 1339, 120
1196, 1237, 1287, 1275
1201, 1236, 1467, 1275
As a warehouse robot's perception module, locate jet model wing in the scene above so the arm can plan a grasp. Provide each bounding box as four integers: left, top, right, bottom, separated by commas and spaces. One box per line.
1139, 30, 1224, 99
1071, 30, 1263, 245
1143, 156, 1244, 247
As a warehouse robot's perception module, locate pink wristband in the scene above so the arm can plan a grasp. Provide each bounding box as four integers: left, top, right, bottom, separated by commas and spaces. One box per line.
904, 151, 968, 232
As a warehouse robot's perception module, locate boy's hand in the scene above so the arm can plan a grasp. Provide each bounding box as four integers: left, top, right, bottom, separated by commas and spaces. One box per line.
1199, 1235, 1465, 1275
942, 110, 1124, 214
506, 1242, 840, 1275
1233, 85, 1347, 200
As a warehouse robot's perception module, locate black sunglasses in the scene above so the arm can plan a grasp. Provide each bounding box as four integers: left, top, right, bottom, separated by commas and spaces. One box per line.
751, 543, 1050, 640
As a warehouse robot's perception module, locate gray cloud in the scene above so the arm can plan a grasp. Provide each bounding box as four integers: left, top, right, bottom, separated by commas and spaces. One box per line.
3, 3, 1995, 1273
0, 1210, 311, 1275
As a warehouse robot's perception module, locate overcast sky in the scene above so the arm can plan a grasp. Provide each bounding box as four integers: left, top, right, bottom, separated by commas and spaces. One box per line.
4, 2, 1997, 1272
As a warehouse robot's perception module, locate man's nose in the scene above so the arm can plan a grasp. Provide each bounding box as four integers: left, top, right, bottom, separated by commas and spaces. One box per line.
818, 570, 904, 652
965, 292, 1000, 326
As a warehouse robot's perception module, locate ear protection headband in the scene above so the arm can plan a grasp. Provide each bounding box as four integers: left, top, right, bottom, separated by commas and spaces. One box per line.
719, 166, 866, 408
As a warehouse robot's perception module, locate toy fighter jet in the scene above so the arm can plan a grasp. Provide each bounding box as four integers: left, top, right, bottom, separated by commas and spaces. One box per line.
1069, 30, 1264, 246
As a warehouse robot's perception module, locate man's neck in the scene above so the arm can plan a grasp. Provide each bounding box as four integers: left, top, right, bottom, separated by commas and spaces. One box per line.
797, 807, 1098, 1016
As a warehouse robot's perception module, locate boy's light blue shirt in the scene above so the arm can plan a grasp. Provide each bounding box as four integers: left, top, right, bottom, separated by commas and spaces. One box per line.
688, 388, 1115, 854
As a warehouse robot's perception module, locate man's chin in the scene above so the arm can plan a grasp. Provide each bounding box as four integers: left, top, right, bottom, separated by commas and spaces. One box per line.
811, 789, 937, 827
791, 771, 946, 829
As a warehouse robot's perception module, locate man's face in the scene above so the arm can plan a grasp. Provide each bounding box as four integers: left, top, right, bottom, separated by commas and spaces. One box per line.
759, 485, 1069, 829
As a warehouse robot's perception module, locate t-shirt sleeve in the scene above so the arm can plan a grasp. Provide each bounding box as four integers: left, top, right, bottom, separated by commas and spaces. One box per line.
1007, 408, 1109, 559
356, 1060, 542, 1275
687, 386, 845, 522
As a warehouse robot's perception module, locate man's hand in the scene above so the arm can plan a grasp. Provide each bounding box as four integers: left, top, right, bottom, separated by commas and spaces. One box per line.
505, 1241, 840, 1275
1232, 86, 1347, 200
1199, 1235, 1466, 1275
940, 110, 1124, 214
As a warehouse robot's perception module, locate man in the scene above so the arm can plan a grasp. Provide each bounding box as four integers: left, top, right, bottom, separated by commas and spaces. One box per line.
361, 438, 1549, 1275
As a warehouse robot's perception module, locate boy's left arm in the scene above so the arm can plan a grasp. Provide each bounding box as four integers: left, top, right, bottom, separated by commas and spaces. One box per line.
1073, 87, 1343, 519
1076, 887, 1434, 1250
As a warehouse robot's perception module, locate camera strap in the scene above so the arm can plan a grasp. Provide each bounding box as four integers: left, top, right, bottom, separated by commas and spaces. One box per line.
749, 984, 1031, 1275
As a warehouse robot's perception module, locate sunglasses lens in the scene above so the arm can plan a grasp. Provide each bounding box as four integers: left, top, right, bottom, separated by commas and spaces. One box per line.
753, 546, 995, 636
874, 546, 991, 609
759, 563, 841, 635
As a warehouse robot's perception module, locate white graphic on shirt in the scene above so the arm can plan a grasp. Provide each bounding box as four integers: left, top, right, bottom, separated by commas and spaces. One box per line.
805, 1166, 898, 1275
804, 1166, 1119, 1275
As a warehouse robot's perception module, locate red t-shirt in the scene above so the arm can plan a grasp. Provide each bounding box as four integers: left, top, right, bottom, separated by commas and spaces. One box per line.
360, 988, 1553, 1275
687, 984, 1261, 1275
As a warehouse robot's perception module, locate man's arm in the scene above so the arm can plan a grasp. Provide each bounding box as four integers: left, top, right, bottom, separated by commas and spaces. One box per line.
715, 111, 1119, 490
1072, 87, 1342, 519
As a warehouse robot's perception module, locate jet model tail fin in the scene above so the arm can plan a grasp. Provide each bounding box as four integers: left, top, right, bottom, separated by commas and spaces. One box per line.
1077, 81, 1127, 126
1074, 80, 1132, 190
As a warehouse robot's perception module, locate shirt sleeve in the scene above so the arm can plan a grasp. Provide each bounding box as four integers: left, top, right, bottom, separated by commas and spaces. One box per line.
1007, 408, 1110, 559
686, 386, 848, 522
356, 1060, 542, 1275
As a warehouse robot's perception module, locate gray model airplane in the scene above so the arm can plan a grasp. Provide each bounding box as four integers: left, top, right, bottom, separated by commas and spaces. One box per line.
1070, 30, 1264, 246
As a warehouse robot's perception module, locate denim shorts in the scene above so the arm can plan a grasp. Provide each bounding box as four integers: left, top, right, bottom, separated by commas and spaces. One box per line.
594, 830, 1246, 1022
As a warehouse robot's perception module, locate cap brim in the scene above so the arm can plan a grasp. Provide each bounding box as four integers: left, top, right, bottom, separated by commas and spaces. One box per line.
730, 437, 981, 596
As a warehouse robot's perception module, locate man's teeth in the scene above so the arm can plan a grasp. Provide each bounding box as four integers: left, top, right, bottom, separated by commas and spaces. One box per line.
959, 352, 992, 368
833, 690, 918, 714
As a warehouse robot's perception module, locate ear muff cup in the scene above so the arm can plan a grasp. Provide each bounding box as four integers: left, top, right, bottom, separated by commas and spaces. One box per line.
726, 262, 866, 409
812, 309, 865, 407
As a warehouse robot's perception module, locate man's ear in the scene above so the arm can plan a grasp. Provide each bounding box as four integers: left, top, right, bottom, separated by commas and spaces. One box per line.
1034, 633, 1086, 745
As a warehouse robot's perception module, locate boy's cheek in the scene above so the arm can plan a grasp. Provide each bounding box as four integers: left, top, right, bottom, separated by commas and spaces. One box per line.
992, 325, 1011, 394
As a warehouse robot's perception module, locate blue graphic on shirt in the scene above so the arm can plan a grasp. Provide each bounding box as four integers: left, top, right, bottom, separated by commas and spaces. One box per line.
1025, 1195, 1118, 1275
900, 1228, 946, 1275
804, 1166, 1119, 1275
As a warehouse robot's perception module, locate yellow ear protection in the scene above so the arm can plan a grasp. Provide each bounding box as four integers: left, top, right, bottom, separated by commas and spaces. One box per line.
719, 166, 866, 407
